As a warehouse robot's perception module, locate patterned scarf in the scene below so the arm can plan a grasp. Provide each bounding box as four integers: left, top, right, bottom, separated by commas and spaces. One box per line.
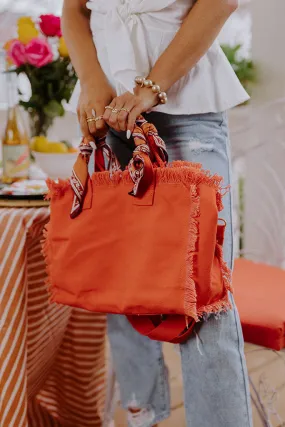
70, 117, 168, 218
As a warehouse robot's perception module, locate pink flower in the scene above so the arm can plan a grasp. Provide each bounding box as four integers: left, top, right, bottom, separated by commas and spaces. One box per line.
8, 40, 27, 67
39, 14, 62, 37
25, 38, 53, 68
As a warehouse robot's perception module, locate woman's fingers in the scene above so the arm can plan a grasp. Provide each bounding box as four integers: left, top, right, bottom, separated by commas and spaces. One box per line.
104, 98, 124, 132
118, 99, 135, 132
79, 109, 91, 138
110, 100, 124, 127
103, 98, 116, 123
104, 93, 137, 132
94, 105, 108, 137
117, 110, 128, 132
84, 106, 108, 138
95, 116, 108, 137
85, 108, 97, 136
127, 104, 144, 137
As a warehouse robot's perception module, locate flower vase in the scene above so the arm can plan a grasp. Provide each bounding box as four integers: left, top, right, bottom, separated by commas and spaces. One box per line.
29, 110, 54, 137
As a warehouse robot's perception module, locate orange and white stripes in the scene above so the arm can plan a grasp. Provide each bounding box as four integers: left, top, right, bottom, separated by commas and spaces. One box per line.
0, 208, 109, 426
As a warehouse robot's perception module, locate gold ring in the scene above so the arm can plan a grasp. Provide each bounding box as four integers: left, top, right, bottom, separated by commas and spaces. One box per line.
120, 108, 130, 113
104, 106, 113, 110
112, 108, 119, 114
86, 115, 103, 123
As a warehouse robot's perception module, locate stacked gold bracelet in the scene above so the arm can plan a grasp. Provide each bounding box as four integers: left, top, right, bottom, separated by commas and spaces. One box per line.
135, 76, 168, 104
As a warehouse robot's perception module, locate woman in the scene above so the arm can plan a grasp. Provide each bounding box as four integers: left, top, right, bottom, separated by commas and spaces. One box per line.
62, 1, 253, 426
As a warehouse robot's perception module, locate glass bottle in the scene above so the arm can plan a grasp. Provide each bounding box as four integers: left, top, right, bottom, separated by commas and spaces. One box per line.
2, 72, 30, 184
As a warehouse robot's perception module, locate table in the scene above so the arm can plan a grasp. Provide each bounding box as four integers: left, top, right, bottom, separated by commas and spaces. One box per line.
0, 207, 113, 427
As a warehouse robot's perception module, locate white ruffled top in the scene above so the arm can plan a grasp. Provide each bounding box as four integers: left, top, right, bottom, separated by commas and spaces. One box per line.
69, 0, 249, 114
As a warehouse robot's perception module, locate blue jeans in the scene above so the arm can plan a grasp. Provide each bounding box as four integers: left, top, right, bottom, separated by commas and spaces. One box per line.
106, 112, 253, 427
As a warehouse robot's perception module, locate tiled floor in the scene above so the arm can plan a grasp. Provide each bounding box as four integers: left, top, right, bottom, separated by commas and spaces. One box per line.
114, 343, 285, 427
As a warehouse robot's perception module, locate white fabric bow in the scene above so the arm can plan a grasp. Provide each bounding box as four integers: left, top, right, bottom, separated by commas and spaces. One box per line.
87, 0, 178, 91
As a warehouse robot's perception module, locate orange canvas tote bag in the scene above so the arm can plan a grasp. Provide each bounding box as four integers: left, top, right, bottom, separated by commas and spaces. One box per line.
43, 117, 232, 344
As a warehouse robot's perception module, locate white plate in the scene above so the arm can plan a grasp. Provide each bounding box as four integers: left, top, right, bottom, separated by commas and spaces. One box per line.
33, 151, 78, 180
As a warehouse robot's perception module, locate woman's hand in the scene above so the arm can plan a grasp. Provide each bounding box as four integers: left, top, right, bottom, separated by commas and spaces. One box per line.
77, 81, 116, 141
103, 86, 158, 138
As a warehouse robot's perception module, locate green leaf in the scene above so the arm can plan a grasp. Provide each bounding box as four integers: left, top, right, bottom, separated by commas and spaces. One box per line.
12, 57, 78, 115
43, 100, 65, 118
62, 88, 73, 102
19, 100, 32, 110
221, 43, 257, 93
47, 82, 54, 100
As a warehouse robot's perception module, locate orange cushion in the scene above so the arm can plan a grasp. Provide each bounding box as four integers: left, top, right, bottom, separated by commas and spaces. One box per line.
233, 258, 285, 350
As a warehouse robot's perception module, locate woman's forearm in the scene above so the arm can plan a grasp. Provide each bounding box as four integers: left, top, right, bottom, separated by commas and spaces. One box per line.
148, 0, 238, 91
62, 0, 108, 88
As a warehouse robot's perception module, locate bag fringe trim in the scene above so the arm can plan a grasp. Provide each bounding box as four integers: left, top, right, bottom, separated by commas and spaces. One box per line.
195, 242, 233, 319
45, 163, 224, 204
157, 164, 223, 192
88, 166, 223, 190
184, 184, 200, 319
196, 292, 232, 319
46, 178, 70, 200
216, 242, 234, 294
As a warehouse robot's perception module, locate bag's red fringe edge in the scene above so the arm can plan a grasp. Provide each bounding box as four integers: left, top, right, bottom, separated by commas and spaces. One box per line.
184, 184, 200, 320
196, 243, 233, 319
45, 178, 70, 200
184, 181, 232, 321
196, 293, 232, 319
45, 163, 225, 205
216, 241, 234, 294
41, 222, 57, 303
88, 166, 223, 191
158, 163, 223, 190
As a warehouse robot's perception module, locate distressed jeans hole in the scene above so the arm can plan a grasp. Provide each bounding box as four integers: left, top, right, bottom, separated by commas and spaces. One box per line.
188, 139, 214, 153
127, 407, 156, 427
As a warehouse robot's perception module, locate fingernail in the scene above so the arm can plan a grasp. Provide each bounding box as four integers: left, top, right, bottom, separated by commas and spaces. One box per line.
89, 140, 96, 150
126, 130, 131, 139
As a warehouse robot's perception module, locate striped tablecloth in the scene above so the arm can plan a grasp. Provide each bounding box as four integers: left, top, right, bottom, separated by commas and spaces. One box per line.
0, 207, 113, 427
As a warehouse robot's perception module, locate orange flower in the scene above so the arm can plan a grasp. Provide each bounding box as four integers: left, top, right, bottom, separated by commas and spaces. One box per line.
58, 37, 69, 57
4, 39, 16, 51
3, 39, 17, 67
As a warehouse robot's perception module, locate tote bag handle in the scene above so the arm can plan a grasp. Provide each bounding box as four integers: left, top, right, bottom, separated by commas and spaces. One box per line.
70, 116, 168, 217
91, 116, 168, 173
